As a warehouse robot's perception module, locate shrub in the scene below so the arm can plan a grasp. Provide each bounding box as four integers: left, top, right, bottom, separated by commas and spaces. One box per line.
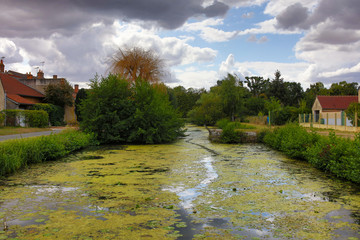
2, 109, 49, 128
0, 112, 5, 127
0, 130, 94, 176
80, 74, 184, 144
262, 124, 360, 183
220, 123, 247, 143
216, 118, 230, 129
31, 103, 65, 126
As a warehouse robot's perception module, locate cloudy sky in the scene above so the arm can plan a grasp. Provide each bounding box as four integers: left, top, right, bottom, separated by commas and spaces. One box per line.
1, 0, 360, 89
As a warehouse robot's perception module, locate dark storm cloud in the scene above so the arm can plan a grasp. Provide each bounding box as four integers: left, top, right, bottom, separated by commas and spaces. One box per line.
0, 0, 230, 38
276, 3, 309, 30
308, 0, 360, 30
276, 0, 360, 31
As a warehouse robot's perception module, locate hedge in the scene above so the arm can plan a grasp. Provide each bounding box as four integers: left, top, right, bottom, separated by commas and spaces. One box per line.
2, 109, 48, 128
262, 124, 360, 183
31, 103, 65, 126
0, 130, 95, 177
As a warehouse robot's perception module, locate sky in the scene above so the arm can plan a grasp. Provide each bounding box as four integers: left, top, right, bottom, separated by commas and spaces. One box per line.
1, 0, 360, 90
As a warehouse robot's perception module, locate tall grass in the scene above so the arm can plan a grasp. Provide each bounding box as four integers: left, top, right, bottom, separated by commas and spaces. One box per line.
0, 130, 95, 177
262, 124, 360, 183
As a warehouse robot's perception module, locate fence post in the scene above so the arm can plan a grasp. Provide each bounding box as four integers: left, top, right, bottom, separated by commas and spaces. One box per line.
326, 113, 329, 129
310, 113, 313, 128
335, 113, 337, 129
355, 111, 358, 131
345, 112, 347, 130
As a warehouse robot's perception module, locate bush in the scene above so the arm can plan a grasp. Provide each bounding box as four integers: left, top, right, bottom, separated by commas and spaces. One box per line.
216, 118, 230, 129
262, 124, 360, 183
0, 130, 94, 176
31, 103, 65, 126
218, 121, 256, 143
220, 123, 247, 143
80, 74, 184, 144
2, 109, 49, 128
0, 112, 5, 127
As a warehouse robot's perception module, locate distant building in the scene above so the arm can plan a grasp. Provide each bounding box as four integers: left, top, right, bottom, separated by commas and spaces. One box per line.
312, 89, 360, 125
0, 59, 45, 110
0, 59, 79, 124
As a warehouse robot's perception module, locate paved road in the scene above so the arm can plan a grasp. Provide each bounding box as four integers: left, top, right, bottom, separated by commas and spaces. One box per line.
0, 129, 64, 142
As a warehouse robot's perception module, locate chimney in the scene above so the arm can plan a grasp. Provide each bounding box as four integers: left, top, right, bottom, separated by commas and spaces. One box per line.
74, 84, 79, 94
0, 59, 4, 73
53, 75, 57, 79
27, 72, 33, 79
37, 70, 44, 79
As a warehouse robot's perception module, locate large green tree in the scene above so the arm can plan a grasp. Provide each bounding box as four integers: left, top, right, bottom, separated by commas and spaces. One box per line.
44, 80, 74, 107
245, 76, 269, 97
188, 92, 224, 125
80, 74, 183, 144
219, 73, 247, 121
329, 81, 358, 96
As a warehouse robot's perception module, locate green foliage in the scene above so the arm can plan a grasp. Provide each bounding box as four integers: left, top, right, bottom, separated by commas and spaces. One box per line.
80, 74, 184, 144
262, 124, 360, 183
127, 80, 184, 144
218, 121, 256, 143
188, 73, 249, 125
216, 118, 231, 129
44, 80, 74, 107
220, 123, 246, 143
3, 109, 49, 128
0, 130, 94, 176
263, 124, 319, 159
188, 92, 224, 125
75, 88, 88, 122
0, 112, 4, 127
345, 102, 360, 126
245, 97, 266, 116
31, 103, 65, 126
168, 86, 204, 118
329, 81, 358, 96
219, 74, 246, 121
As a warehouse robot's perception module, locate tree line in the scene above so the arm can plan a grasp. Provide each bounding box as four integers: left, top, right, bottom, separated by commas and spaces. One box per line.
73, 46, 359, 143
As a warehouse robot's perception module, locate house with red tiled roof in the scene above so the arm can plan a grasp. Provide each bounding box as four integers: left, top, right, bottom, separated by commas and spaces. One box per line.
312, 91, 360, 125
0, 59, 45, 110
0, 59, 80, 124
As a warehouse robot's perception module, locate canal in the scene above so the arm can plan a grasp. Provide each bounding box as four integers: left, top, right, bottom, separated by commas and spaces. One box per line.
0, 125, 359, 239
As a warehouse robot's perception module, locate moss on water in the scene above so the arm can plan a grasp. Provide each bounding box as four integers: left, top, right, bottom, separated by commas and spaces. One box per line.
0, 125, 359, 239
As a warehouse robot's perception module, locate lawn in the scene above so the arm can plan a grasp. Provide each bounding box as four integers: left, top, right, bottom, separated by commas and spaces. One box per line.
0, 127, 52, 136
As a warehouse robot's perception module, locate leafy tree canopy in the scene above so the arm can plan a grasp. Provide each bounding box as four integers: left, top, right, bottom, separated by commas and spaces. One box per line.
44, 80, 74, 107
80, 74, 184, 144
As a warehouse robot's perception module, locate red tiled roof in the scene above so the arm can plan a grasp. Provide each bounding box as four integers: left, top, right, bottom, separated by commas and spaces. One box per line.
317, 95, 358, 110
6, 94, 37, 105
0, 72, 44, 98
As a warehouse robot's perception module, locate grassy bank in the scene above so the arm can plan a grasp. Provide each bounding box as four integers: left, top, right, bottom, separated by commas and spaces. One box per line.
0, 130, 95, 177
0, 127, 53, 136
261, 124, 360, 184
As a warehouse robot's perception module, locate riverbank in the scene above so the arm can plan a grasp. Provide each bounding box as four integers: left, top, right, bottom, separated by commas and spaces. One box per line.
0, 130, 94, 177
0, 125, 359, 239
207, 123, 360, 184
261, 124, 360, 184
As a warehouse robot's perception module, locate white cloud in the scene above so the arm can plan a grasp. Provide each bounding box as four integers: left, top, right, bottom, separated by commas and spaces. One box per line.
112, 22, 218, 66
171, 68, 218, 90
218, 54, 311, 87
318, 63, 360, 78
182, 19, 239, 42
0, 38, 23, 63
